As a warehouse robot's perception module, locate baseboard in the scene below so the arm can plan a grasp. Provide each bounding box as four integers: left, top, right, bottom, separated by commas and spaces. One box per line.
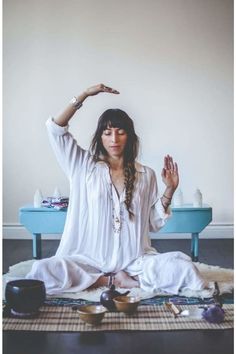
2, 223, 234, 240
152, 223, 234, 239
2, 224, 62, 240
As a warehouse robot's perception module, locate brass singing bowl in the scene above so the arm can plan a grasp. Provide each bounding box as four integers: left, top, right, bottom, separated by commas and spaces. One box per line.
113, 296, 140, 314
76, 305, 107, 325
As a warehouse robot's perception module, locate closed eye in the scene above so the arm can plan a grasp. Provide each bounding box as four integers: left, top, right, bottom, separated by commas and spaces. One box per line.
118, 129, 126, 135
102, 128, 126, 136
103, 130, 111, 135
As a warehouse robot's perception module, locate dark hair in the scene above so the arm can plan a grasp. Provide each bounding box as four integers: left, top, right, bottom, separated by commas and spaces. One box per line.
90, 109, 139, 164
90, 109, 139, 219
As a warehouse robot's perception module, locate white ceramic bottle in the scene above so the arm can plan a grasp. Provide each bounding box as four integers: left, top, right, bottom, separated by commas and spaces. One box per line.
173, 189, 183, 207
53, 187, 61, 198
193, 188, 202, 207
33, 189, 43, 208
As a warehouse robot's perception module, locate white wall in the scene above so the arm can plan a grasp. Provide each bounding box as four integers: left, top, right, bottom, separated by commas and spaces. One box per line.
3, 0, 233, 235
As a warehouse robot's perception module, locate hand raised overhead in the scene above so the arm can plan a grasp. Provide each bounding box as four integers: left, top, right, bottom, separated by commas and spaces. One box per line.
85, 83, 120, 97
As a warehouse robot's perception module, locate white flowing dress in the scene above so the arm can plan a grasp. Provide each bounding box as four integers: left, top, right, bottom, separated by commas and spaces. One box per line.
26, 117, 206, 295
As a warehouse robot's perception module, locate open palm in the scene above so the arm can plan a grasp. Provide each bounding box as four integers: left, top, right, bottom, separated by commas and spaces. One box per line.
85, 84, 119, 96
161, 155, 179, 190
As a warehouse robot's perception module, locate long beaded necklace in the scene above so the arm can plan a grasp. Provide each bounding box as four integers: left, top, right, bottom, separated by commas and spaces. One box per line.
112, 204, 123, 234
110, 183, 124, 234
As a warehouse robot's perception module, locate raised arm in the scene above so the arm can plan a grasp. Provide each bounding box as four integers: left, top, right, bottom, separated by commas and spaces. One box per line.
161, 155, 179, 210
54, 84, 120, 127
47, 84, 119, 178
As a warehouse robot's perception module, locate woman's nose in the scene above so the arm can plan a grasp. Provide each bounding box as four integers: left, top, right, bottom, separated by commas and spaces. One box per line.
111, 133, 118, 143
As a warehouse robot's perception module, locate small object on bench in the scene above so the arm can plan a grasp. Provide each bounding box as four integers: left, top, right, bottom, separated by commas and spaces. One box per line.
33, 189, 43, 208
41, 196, 69, 210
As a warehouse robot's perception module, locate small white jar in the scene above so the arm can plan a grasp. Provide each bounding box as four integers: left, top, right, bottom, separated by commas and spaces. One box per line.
33, 189, 43, 208
53, 187, 61, 198
173, 189, 183, 207
193, 189, 203, 207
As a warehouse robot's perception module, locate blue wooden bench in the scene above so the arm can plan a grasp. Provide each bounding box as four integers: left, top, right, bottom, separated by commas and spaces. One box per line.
19, 204, 212, 262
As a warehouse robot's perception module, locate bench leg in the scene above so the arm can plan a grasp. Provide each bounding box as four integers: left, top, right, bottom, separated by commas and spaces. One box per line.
191, 233, 199, 262
32, 233, 42, 259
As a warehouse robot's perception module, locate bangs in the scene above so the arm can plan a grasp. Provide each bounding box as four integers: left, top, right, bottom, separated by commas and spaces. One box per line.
90, 108, 139, 163
99, 109, 133, 133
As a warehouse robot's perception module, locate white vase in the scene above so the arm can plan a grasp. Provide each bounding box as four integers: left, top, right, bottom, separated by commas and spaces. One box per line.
53, 187, 61, 198
34, 189, 43, 208
173, 189, 183, 207
193, 189, 202, 207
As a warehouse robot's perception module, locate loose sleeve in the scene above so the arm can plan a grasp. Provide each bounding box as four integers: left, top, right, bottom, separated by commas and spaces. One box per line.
46, 117, 89, 179
148, 171, 171, 232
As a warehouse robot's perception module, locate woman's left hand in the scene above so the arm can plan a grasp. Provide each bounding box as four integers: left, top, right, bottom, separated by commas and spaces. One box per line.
161, 155, 179, 191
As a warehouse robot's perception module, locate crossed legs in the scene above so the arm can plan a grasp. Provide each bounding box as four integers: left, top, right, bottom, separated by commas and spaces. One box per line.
89, 271, 140, 289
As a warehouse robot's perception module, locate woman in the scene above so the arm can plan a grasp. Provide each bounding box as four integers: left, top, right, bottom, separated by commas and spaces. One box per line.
26, 84, 207, 295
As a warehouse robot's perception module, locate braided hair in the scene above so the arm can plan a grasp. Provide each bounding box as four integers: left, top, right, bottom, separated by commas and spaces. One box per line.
90, 109, 139, 219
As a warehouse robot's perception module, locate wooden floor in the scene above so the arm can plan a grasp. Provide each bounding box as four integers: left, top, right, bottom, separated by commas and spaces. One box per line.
3, 238, 234, 354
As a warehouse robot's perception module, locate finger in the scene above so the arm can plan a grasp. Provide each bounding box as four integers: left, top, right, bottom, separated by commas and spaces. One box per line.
99, 84, 110, 91
174, 162, 178, 174
164, 156, 168, 170
102, 85, 120, 94
166, 155, 171, 170
169, 156, 174, 171
106, 86, 120, 94
111, 89, 120, 94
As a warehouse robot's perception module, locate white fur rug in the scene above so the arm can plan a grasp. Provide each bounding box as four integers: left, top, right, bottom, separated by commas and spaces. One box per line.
3, 259, 234, 301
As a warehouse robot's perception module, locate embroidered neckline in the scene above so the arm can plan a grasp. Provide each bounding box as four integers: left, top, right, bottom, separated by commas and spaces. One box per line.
110, 183, 124, 234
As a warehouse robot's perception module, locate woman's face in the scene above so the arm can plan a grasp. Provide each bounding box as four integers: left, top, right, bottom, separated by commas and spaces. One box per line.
101, 127, 128, 158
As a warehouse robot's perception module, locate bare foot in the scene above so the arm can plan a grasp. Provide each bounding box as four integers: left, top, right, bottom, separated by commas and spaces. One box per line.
114, 271, 139, 288
88, 275, 108, 289
88, 271, 139, 290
